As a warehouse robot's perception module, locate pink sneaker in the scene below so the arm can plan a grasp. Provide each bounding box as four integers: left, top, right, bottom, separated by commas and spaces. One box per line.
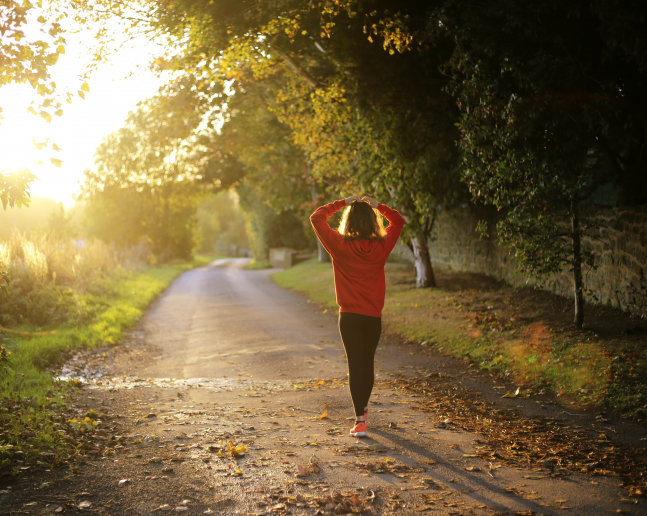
364, 407, 369, 422
350, 421, 367, 437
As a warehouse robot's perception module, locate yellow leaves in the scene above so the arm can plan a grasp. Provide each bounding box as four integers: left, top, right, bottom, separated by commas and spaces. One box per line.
56, 44, 65, 54
317, 411, 328, 419
50, 157, 63, 167
39, 111, 52, 123
66, 416, 95, 432
52, 143, 62, 152
32, 139, 47, 150
217, 439, 248, 458
80, 82, 90, 92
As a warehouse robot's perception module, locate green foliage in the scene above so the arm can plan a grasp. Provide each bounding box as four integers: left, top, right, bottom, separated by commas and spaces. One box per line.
0, 1, 67, 116
71, 0, 646, 304
238, 186, 312, 260
196, 192, 248, 254
0, 344, 11, 376
426, 0, 647, 325
81, 0, 463, 280
0, 169, 37, 211
81, 95, 205, 262
0, 270, 8, 297
0, 1, 88, 204
0, 230, 122, 327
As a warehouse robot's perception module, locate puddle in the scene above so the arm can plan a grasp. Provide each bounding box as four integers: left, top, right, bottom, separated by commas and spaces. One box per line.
56, 350, 106, 384
74, 376, 293, 392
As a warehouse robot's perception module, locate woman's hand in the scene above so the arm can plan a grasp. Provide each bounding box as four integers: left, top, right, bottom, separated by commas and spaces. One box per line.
361, 196, 378, 208
344, 195, 361, 205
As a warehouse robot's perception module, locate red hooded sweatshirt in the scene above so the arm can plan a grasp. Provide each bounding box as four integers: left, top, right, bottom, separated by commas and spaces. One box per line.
310, 200, 405, 317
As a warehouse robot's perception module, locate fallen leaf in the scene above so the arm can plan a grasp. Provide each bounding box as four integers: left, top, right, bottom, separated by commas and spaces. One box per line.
78, 501, 92, 509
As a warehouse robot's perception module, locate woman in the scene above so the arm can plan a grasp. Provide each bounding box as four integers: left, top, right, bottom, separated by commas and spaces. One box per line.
310, 195, 405, 437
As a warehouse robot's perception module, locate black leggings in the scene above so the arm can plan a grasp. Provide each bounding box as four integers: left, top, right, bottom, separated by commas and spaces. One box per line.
338, 312, 382, 417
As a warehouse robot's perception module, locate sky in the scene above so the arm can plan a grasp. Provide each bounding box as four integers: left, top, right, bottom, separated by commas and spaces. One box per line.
0, 18, 167, 207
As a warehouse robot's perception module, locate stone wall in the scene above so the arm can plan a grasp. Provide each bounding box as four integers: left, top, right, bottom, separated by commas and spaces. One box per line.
396, 204, 647, 317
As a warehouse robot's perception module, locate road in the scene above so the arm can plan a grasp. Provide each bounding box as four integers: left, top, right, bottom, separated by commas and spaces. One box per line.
1, 259, 638, 515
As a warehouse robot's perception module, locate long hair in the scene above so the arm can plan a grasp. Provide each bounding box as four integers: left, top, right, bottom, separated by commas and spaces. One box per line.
338, 200, 387, 242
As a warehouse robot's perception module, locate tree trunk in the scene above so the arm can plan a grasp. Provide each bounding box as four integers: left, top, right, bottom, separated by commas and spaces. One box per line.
317, 239, 331, 263
311, 183, 331, 263
571, 201, 584, 329
409, 231, 436, 288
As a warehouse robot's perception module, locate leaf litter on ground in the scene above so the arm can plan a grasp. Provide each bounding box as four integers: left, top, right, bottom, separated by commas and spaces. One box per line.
378, 374, 647, 497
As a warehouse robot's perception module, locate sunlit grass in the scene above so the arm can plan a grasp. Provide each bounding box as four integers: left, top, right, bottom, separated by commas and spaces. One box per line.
243, 259, 273, 270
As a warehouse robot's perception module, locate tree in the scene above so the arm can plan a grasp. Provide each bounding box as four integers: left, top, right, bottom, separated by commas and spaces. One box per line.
196, 192, 248, 255
80, 92, 204, 261
431, 0, 647, 327
199, 88, 317, 260
0, 168, 37, 210
256, 3, 462, 286
71, 0, 465, 285
1, 0, 85, 207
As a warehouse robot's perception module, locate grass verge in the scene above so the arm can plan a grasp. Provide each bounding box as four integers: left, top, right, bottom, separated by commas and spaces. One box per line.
0, 255, 218, 472
243, 259, 273, 270
273, 258, 647, 418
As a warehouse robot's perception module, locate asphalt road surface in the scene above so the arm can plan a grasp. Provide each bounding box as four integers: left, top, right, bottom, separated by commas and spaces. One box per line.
1, 258, 641, 516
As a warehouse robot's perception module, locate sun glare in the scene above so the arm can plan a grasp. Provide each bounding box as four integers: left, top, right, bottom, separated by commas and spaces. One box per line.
0, 25, 166, 206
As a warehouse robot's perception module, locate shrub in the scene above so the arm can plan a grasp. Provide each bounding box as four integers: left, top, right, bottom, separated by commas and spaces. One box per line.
0, 230, 139, 328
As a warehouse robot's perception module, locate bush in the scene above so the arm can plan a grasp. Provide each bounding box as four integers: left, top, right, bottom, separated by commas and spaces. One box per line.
0, 230, 139, 328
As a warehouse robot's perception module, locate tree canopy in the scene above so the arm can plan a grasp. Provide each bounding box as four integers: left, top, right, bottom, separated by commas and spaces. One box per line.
66, 0, 647, 325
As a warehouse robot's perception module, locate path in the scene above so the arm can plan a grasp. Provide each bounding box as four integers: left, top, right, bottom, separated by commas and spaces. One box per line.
0, 259, 640, 515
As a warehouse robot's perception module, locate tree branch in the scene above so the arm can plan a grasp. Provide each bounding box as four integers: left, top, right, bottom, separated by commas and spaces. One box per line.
269, 47, 321, 89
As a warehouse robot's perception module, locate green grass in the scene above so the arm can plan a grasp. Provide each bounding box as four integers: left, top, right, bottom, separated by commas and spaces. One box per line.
272, 258, 336, 306
0, 255, 218, 471
273, 258, 643, 415
243, 259, 273, 270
